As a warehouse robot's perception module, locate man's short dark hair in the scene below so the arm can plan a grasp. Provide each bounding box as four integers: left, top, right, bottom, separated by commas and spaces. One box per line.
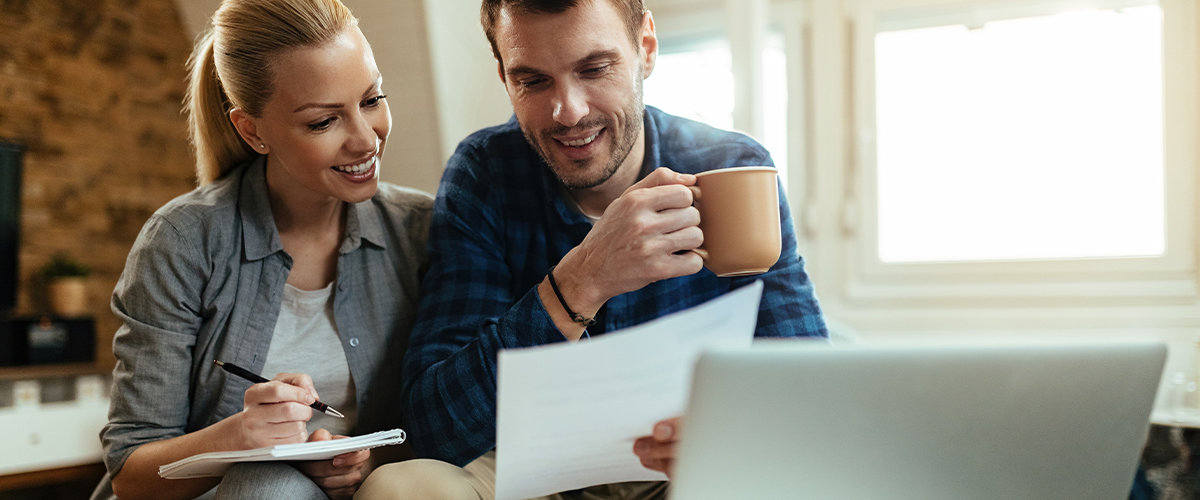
481, 0, 646, 72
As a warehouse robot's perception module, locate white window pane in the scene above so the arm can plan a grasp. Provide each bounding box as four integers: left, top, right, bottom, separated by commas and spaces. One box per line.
645, 42, 735, 131
644, 36, 789, 186
874, 6, 1164, 263
762, 37, 789, 187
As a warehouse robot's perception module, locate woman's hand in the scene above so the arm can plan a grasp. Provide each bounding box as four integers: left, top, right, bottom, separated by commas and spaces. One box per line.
633, 416, 681, 479
295, 428, 372, 499
112, 372, 319, 500
238, 372, 317, 449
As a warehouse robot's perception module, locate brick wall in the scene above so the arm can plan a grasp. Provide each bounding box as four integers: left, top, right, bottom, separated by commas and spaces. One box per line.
0, 0, 197, 368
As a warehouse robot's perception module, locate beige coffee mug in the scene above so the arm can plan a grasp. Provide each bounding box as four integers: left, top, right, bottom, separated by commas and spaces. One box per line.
689, 166, 782, 277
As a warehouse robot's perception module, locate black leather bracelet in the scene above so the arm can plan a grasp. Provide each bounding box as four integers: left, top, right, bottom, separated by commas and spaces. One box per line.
546, 265, 596, 327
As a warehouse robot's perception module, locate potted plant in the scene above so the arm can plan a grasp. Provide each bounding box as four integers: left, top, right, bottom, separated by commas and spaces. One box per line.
39, 252, 91, 317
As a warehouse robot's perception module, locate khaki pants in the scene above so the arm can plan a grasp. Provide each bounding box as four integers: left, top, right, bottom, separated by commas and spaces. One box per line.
355, 451, 668, 500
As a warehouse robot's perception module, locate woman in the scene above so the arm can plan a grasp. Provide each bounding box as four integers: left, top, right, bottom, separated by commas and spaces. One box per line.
90, 0, 430, 498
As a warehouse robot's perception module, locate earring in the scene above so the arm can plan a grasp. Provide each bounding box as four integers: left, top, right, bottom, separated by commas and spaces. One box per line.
258, 144, 266, 150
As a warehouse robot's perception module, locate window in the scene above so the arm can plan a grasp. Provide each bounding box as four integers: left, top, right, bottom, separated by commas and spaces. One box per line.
873, 5, 1164, 263
645, 32, 790, 186
645, 39, 735, 131
649, 0, 1198, 336
792, 0, 1200, 334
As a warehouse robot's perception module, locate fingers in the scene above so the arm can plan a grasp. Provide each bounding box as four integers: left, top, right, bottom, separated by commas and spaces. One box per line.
568, 185, 703, 301
609, 184, 700, 248
237, 411, 308, 448
633, 436, 676, 478
308, 428, 333, 442
562, 168, 705, 305
632, 416, 682, 478
242, 384, 314, 425
613, 170, 700, 245
655, 417, 682, 440
638, 456, 673, 478
241, 388, 312, 424
633, 436, 677, 461
625, 167, 696, 194
296, 446, 371, 499
245, 378, 317, 408
621, 183, 695, 214
332, 449, 371, 469
665, 225, 703, 254
238, 406, 310, 447
273, 372, 319, 401
306, 466, 365, 494
240, 379, 316, 448
296, 452, 369, 480
620, 168, 697, 218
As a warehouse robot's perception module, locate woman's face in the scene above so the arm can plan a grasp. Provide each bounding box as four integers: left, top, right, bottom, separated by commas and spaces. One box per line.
239, 27, 390, 206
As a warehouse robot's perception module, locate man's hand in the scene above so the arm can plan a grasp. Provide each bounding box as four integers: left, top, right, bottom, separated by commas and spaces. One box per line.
554, 168, 703, 315
633, 416, 681, 479
237, 373, 316, 449
294, 429, 371, 499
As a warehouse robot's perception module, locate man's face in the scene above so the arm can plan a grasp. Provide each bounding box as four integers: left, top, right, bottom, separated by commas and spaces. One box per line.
494, 0, 654, 190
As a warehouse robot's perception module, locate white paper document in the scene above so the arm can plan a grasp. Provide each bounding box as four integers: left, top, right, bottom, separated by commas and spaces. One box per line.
158, 428, 406, 479
495, 281, 763, 500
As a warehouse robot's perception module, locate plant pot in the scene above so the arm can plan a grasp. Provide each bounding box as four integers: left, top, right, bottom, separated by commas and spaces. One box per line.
47, 277, 88, 317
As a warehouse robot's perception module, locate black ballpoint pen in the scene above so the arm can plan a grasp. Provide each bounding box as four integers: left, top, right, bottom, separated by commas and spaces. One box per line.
214, 359, 345, 418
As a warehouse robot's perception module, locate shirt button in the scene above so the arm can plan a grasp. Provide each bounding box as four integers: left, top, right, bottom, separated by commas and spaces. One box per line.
349, 337, 360, 348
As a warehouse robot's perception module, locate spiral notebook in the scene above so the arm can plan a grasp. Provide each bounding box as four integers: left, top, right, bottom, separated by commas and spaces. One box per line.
158, 428, 406, 479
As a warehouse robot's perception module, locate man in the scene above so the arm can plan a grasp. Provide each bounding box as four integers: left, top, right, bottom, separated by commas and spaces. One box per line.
356, 0, 825, 498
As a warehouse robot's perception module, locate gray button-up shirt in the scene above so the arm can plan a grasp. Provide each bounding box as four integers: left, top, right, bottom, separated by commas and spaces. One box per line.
95, 158, 431, 494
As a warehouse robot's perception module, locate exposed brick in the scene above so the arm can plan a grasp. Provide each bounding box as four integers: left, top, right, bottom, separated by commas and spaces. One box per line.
2, 0, 197, 368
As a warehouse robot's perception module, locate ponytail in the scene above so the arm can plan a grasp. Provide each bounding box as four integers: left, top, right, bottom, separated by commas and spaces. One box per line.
185, 31, 257, 185
183, 0, 356, 185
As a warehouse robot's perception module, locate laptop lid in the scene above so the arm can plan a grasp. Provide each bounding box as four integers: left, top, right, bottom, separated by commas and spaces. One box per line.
670, 340, 1166, 500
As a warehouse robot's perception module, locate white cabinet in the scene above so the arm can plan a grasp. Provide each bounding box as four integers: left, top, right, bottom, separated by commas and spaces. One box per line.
0, 370, 109, 476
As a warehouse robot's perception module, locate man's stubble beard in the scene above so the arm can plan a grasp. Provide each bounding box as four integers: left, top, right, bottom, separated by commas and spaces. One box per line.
521, 79, 645, 190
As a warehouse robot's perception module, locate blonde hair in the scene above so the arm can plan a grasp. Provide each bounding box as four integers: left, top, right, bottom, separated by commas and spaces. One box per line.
185, 0, 357, 184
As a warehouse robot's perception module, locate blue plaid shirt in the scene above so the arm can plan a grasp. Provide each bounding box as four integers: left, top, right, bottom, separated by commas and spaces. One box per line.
403, 106, 827, 465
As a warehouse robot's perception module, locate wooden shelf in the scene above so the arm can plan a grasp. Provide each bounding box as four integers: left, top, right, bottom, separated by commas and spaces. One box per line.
0, 462, 105, 493
0, 363, 107, 381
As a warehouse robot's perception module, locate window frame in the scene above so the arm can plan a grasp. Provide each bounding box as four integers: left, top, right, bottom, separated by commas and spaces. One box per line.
649, 0, 813, 248
841, 0, 1199, 312
651, 0, 1200, 334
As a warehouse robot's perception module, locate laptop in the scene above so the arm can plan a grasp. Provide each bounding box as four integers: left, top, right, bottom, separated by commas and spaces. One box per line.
670, 340, 1167, 500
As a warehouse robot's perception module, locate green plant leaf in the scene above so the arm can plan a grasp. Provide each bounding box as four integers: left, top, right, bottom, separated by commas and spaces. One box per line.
39, 252, 91, 278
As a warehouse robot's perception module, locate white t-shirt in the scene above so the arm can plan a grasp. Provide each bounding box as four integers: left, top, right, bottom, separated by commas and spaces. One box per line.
261, 282, 357, 436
